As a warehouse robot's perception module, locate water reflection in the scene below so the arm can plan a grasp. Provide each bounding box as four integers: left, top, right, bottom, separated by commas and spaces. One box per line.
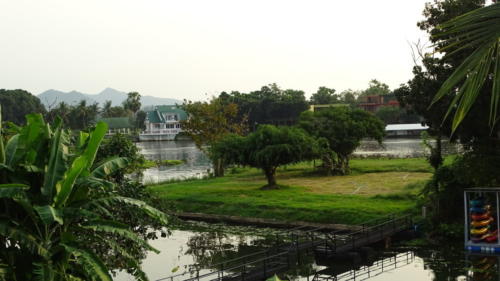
114, 221, 494, 281
136, 141, 211, 184
354, 138, 461, 158
137, 138, 461, 184
466, 255, 499, 281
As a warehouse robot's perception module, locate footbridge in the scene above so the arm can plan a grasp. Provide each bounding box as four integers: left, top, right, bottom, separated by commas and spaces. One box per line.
156, 214, 414, 281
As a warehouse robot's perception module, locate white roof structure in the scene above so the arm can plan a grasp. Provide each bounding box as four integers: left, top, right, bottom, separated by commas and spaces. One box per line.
385, 123, 428, 131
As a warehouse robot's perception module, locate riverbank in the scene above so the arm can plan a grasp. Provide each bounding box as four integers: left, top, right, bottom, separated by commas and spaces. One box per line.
148, 158, 438, 225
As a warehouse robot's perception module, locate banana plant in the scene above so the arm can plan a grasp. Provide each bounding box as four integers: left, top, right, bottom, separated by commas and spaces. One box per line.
0, 110, 167, 281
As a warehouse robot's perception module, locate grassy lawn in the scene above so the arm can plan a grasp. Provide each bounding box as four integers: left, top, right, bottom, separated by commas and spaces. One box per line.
148, 158, 433, 225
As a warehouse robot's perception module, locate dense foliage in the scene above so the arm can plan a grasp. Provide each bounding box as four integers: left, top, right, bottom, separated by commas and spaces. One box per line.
46, 100, 100, 130
181, 97, 248, 176
374, 106, 420, 124
0, 89, 46, 125
0, 111, 167, 281
396, 0, 500, 225
431, 3, 500, 131
310, 87, 340, 105
219, 84, 309, 127
47, 92, 146, 132
101, 100, 129, 118
395, 0, 490, 171
357, 79, 391, 98
299, 107, 385, 175
96, 133, 146, 182
123, 92, 142, 115
211, 125, 318, 188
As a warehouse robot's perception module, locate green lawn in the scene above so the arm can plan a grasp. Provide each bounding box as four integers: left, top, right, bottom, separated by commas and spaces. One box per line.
148, 158, 434, 225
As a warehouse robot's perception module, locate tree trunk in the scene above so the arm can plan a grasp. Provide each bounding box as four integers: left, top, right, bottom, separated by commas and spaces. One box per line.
429, 133, 443, 171
322, 154, 334, 175
335, 155, 350, 175
263, 167, 277, 188
212, 158, 225, 177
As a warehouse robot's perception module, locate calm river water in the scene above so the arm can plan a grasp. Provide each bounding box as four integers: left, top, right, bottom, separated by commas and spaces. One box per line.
115, 221, 484, 281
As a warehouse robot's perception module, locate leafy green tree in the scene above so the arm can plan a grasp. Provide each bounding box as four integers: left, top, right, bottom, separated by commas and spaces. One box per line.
212, 125, 318, 188
94, 133, 165, 269
431, 2, 500, 132
70, 100, 100, 130
102, 100, 113, 117
0, 89, 46, 124
395, 0, 491, 170
96, 133, 146, 182
396, 0, 495, 223
123, 92, 142, 115
299, 107, 385, 175
102, 100, 129, 118
0, 110, 167, 281
375, 106, 401, 124
135, 110, 147, 131
219, 84, 309, 127
181, 97, 248, 176
46, 101, 71, 125
359, 79, 391, 97
310, 87, 339, 105
339, 89, 360, 107
46, 100, 100, 130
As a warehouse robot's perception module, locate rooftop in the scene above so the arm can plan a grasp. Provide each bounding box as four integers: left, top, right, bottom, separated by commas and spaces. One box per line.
385, 123, 428, 131
145, 105, 188, 123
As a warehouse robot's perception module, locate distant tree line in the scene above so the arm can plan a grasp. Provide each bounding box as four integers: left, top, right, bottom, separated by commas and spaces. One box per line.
0, 89, 146, 131
1, 79, 423, 130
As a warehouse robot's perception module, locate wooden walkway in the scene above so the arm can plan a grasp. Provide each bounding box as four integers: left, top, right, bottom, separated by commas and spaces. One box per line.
156, 214, 414, 281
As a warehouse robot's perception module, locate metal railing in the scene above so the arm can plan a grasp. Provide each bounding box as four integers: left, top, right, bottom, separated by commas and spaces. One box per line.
313, 251, 415, 281
156, 214, 413, 281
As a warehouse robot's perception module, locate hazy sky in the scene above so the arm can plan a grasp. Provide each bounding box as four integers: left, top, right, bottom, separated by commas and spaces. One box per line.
0, 0, 432, 101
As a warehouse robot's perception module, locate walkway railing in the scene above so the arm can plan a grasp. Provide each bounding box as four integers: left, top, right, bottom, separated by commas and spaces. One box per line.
155, 214, 413, 281
313, 251, 415, 281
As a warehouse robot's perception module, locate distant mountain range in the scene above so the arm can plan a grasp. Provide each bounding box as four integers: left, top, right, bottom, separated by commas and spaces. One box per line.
38, 88, 182, 109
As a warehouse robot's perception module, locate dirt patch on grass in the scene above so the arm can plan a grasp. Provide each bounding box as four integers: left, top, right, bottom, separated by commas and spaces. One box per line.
278, 172, 431, 196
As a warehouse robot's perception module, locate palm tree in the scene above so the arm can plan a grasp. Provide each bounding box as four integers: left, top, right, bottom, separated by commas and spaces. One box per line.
0, 109, 167, 281
102, 100, 112, 117
431, 3, 500, 132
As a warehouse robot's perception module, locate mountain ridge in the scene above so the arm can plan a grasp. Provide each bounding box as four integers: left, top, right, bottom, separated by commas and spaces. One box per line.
38, 88, 182, 109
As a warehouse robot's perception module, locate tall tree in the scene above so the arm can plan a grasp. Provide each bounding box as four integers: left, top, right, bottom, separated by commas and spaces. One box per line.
395, 0, 491, 154
0, 89, 46, 124
310, 87, 339, 105
219, 84, 309, 127
375, 106, 401, 124
299, 107, 385, 175
46, 100, 100, 130
101, 100, 128, 118
359, 79, 391, 97
135, 110, 147, 131
181, 97, 248, 176
102, 100, 113, 117
430, 3, 500, 132
123, 92, 142, 115
70, 100, 99, 130
339, 89, 360, 106
212, 125, 318, 188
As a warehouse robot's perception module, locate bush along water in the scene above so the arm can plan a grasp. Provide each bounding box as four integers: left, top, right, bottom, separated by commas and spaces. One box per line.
421, 140, 500, 240
0, 110, 168, 281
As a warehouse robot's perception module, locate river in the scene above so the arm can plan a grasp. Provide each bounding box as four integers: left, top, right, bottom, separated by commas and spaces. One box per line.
115, 221, 480, 281
119, 139, 474, 281
137, 138, 460, 184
